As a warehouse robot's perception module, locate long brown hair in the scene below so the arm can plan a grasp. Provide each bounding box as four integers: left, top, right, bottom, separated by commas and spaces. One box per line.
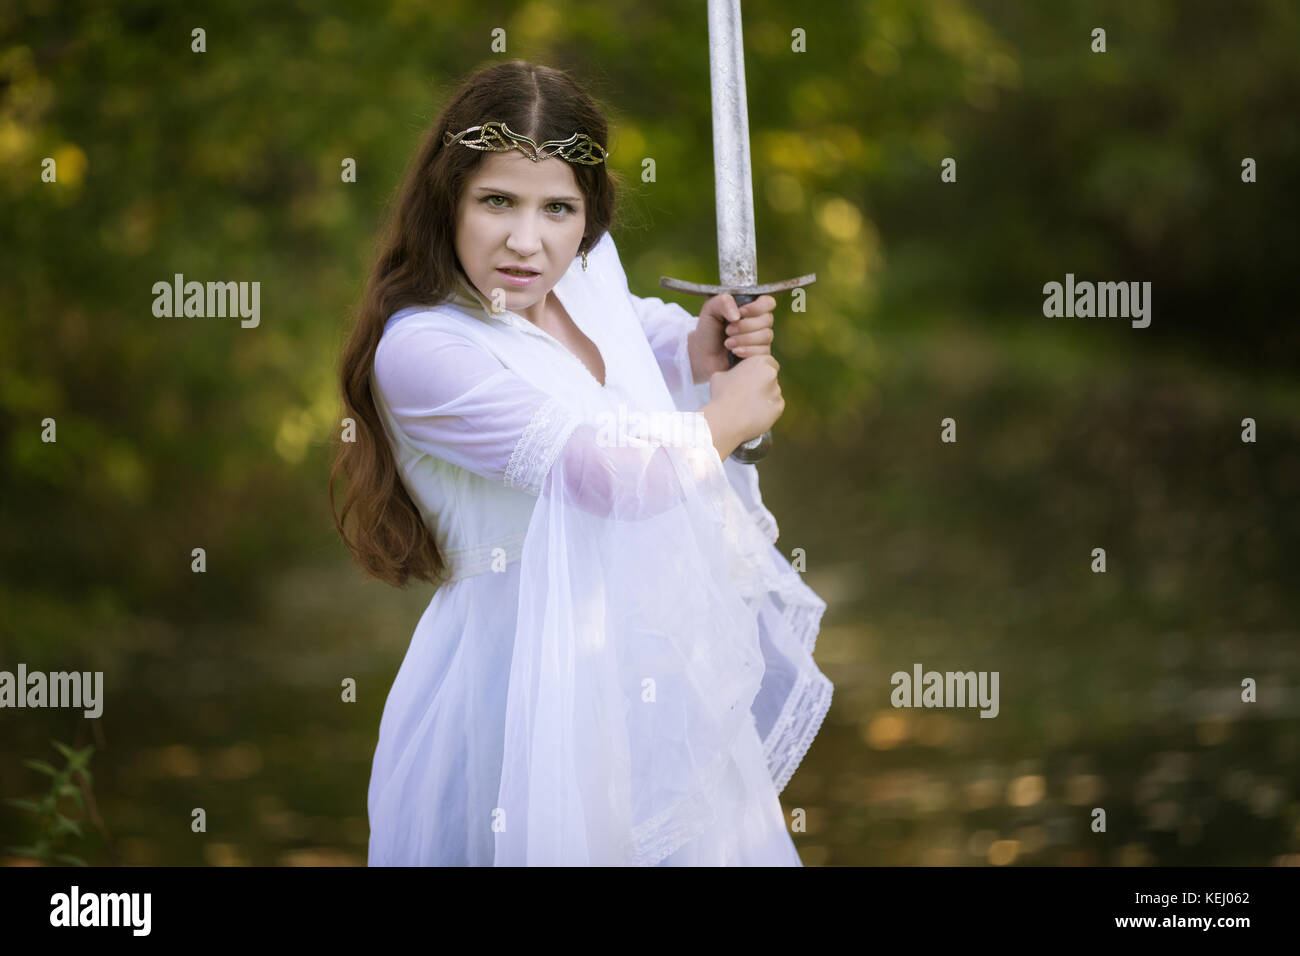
330, 60, 621, 587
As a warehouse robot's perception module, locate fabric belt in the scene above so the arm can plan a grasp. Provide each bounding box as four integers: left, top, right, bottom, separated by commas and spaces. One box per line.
441, 531, 529, 583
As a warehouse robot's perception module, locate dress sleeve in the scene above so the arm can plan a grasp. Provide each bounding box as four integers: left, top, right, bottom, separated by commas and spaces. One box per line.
373, 321, 713, 516
597, 229, 708, 412
627, 292, 710, 413
498, 397, 833, 865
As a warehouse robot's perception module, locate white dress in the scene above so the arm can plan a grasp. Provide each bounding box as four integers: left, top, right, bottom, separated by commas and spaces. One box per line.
366, 230, 832, 866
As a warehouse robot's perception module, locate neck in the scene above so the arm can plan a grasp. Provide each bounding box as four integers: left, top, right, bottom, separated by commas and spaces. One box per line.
516, 291, 550, 328
450, 269, 553, 330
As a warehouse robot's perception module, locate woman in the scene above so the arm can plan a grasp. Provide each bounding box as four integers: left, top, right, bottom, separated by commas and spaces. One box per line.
332, 60, 832, 865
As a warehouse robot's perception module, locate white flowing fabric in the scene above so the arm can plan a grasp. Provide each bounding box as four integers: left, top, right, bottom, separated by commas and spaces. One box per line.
366, 231, 832, 866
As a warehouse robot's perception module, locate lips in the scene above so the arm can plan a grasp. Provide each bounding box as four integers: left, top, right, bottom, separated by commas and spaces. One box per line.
498, 266, 540, 275
496, 267, 541, 288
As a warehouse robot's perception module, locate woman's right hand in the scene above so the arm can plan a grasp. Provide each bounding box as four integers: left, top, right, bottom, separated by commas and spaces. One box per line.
700, 355, 785, 459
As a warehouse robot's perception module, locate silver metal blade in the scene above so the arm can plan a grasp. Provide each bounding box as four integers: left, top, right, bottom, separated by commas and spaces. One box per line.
708, 0, 758, 290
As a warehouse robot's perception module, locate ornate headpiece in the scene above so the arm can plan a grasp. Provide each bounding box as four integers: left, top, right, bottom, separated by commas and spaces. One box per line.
442, 120, 610, 166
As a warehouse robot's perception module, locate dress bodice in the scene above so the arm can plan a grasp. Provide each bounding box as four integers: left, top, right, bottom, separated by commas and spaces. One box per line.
371, 231, 708, 583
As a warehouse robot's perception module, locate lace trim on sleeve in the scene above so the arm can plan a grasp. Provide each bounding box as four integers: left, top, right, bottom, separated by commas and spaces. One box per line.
504, 396, 581, 495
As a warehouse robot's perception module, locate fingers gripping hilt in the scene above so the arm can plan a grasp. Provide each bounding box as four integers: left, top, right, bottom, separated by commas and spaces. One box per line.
658, 272, 816, 464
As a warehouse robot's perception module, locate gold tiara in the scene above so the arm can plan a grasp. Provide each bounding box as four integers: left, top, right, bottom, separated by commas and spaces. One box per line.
442, 120, 610, 165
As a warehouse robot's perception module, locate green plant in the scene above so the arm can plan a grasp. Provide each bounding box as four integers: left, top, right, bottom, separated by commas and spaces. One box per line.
4, 740, 97, 866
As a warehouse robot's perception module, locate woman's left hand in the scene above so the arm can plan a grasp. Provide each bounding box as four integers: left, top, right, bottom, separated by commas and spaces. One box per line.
688, 293, 778, 382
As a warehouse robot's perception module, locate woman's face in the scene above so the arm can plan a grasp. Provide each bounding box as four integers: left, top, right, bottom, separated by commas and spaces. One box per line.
454, 150, 587, 323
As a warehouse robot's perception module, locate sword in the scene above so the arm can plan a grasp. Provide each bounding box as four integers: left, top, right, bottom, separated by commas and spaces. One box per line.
660, 0, 816, 464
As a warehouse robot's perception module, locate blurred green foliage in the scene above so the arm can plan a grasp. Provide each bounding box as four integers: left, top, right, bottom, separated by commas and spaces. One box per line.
3, 0, 1296, 627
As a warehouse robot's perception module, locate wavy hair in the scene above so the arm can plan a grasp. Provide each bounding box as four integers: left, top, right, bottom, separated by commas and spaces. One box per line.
330, 60, 620, 587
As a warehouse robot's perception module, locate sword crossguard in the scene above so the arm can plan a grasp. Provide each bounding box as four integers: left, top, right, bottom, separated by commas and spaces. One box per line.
657, 272, 816, 464
658, 273, 817, 299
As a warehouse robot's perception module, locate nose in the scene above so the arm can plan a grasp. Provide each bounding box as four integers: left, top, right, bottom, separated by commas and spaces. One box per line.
504, 215, 541, 257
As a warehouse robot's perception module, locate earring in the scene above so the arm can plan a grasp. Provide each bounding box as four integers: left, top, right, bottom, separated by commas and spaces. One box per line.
581, 249, 588, 271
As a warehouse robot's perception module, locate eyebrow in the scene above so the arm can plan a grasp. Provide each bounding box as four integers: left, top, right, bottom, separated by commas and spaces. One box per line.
473, 186, 583, 204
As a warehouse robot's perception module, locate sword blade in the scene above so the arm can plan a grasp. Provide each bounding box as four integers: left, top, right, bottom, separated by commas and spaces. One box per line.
707, 0, 758, 290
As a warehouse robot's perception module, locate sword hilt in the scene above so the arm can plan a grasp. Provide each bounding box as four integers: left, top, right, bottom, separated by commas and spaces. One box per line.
659, 272, 816, 464
724, 292, 772, 463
